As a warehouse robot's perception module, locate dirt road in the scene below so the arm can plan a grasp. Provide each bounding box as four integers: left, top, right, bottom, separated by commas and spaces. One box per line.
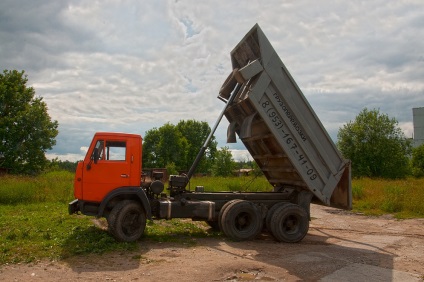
1, 205, 423, 281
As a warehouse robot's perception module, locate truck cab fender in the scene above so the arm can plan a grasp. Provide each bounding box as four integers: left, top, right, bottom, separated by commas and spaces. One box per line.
98, 187, 152, 220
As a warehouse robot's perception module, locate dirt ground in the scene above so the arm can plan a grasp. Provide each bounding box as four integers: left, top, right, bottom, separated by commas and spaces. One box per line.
1, 204, 423, 281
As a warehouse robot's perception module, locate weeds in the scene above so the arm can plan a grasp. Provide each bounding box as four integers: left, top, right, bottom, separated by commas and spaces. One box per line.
0, 170, 220, 265
0, 202, 137, 264
351, 178, 424, 218
144, 219, 220, 244
0, 171, 74, 204
188, 175, 273, 192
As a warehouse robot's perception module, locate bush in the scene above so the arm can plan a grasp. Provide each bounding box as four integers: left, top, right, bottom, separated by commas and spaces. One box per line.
211, 147, 236, 177
412, 144, 424, 177
166, 162, 178, 176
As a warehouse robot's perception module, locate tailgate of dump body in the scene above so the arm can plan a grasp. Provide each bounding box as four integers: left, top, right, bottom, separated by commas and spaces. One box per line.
220, 24, 352, 210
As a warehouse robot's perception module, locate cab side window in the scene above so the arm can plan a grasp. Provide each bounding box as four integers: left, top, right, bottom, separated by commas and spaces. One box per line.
105, 141, 126, 161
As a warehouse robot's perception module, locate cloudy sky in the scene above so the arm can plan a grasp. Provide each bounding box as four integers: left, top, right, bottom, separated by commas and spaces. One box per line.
1, 0, 423, 162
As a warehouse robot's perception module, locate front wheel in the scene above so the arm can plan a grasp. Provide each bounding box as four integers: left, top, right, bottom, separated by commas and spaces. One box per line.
107, 200, 146, 242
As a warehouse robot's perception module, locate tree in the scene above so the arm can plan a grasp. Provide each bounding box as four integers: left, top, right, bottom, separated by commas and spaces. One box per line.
158, 123, 188, 170
176, 120, 217, 172
47, 158, 78, 172
142, 123, 186, 169
211, 147, 236, 177
142, 120, 217, 173
0, 70, 58, 174
412, 144, 424, 177
337, 108, 411, 179
142, 126, 161, 168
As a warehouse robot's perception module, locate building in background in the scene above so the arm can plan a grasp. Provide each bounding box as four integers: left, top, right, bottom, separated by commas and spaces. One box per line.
413, 107, 424, 147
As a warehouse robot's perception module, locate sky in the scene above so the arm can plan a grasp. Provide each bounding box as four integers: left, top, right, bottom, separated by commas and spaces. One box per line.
1, 0, 423, 162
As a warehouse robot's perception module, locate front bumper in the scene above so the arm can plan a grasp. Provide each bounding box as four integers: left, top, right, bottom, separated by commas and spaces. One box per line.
68, 199, 80, 215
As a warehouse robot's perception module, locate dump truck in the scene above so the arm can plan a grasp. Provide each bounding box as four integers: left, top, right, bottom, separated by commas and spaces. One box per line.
69, 24, 351, 243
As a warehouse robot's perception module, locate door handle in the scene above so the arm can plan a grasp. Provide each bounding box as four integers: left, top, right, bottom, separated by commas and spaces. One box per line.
121, 174, 129, 178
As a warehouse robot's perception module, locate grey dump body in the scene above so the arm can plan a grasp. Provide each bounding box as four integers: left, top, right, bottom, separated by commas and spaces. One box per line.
220, 24, 352, 210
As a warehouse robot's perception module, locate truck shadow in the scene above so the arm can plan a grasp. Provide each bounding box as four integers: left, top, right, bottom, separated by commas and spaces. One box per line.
59, 226, 140, 273
59, 220, 220, 273
213, 229, 396, 281
61, 224, 396, 280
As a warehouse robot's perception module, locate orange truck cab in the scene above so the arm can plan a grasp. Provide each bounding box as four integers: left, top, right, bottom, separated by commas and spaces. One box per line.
69, 132, 153, 221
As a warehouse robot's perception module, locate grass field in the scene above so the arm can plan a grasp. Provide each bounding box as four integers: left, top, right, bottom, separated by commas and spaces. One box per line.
188, 175, 274, 192
352, 177, 424, 218
0, 171, 423, 264
0, 171, 219, 264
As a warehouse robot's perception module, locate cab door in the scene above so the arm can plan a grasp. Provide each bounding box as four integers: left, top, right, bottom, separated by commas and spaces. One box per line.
82, 138, 131, 202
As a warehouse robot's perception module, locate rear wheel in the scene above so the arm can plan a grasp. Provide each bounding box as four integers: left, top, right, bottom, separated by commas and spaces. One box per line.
221, 200, 263, 241
265, 202, 288, 232
217, 199, 243, 232
107, 200, 146, 242
270, 203, 309, 243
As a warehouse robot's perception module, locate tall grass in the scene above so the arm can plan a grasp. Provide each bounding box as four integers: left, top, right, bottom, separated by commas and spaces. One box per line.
187, 175, 274, 192
352, 178, 424, 218
1, 172, 423, 218
0, 171, 74, 204
190, 176, 424, 218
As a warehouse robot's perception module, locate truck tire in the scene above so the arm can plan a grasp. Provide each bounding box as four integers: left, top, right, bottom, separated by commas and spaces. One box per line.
265, 202, 288, 232
218, 199, 243, 232
221, 200, 263, 241
107, 200, 146, 242
270, 203, 308, 243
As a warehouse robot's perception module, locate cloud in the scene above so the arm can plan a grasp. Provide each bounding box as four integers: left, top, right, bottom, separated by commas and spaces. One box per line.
1, 0, 423, 162
229, 149, 253, 162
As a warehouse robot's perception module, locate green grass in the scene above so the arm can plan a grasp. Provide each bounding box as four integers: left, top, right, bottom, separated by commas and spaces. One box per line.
0, 202, 137, 264
0, 171, 219, 265
1, 171, 424, 265
0, 202, 216, 265
145, 219, 220, 244
0, 171, 74, 204
351, 178, 424, 218
187, 175, 274, 192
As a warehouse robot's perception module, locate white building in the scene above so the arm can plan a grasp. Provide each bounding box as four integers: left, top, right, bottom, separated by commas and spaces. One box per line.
413, 107, 424, 147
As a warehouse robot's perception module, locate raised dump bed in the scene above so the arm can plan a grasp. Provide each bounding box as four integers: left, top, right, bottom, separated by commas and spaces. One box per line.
219, 24, 351, 210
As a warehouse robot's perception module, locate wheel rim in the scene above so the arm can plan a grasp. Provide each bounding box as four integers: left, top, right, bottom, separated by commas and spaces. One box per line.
234, 212, 252, 231
122, 210, 142, 236
283, 214, 300, 234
